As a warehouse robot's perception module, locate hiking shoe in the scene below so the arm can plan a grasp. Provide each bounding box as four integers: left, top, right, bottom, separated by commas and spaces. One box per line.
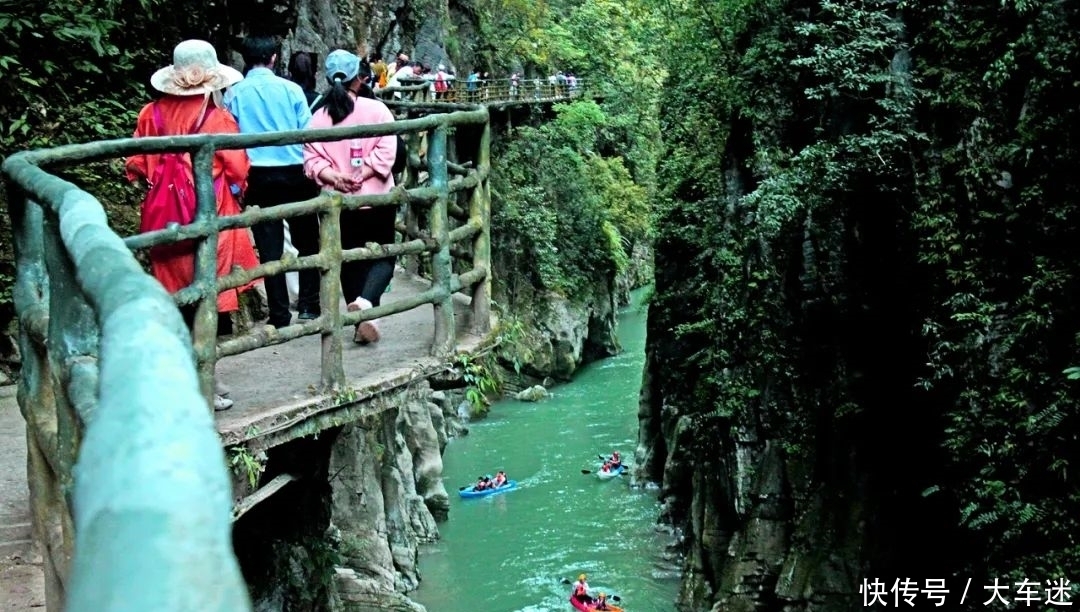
297, 311, 319, 321
355, 319, 381, 344
214, 394, 234, 411
347, 298, 381, 345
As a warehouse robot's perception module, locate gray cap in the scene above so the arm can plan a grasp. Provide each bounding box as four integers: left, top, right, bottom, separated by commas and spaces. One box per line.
325, 49, 360, 83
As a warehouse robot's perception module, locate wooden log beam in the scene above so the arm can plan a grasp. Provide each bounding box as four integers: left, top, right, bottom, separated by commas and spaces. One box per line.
123, 169, 485, 252
191, 145, 220, 405
232, 473, 297, 522
20, 109, 490, 167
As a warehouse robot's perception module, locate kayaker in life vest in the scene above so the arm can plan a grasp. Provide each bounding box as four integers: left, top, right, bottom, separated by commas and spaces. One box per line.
600, 461, 612, 473
492, 470, 507, 487
572, 574, 592, 604
595, 592, 612, 610
472, 476, 490, 491
607, 451, 622, 469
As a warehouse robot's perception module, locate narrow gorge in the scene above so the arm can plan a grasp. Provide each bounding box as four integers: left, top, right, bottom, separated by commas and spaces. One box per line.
2, 0, 1078, 611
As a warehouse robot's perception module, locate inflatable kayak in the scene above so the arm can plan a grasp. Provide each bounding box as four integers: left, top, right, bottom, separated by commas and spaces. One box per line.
596, 464, 625, 480
458, 480, 518, 498
569, 595, 623, 612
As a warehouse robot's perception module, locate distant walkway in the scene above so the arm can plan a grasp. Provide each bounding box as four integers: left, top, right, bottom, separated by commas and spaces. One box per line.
379, 77, 589, 107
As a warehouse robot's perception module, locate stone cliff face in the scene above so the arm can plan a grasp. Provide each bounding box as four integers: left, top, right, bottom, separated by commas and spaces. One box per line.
635, 2, 1034, 610
219, 0, 470, 80
493, 272, 622, 385
327, 384, 450, 611
234, 382, 466, 612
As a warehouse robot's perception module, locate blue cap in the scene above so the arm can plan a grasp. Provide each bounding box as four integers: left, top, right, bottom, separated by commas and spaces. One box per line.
325, 49, 360, 83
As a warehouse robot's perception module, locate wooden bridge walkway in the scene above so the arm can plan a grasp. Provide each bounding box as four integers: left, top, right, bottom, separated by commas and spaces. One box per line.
214, 267, 483, 447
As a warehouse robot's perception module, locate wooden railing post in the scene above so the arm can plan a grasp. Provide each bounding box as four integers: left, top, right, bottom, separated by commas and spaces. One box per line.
7, 187, 69, 611
318, 193, 345, 389
427, 124, 456, 356
404, 131, 423, 276
191, 145, 220, 407
470, 121, 492, 334
38, 202, 102, 611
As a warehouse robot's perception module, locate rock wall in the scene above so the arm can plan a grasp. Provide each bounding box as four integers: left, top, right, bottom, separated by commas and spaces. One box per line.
615, 241, 654, 308
640, 0, 1080, 610
492, 270, 621, 385
234, 382, 465, 611
222, 0, 462, 79
328, 384, 449, 611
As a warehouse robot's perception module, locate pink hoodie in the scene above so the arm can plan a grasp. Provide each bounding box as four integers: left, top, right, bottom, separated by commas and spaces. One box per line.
303, 96, 397, 195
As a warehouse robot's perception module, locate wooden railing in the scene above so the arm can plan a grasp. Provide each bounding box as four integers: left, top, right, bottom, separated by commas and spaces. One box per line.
0, 105, 493, 612
378, 77, 588, 105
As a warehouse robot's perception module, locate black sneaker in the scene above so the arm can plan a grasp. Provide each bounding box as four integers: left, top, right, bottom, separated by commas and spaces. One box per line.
297, 311, 320, 321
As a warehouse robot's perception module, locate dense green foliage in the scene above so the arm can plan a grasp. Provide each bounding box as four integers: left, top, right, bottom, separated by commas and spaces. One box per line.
0, 0, 219, 340
650, 0, 1080, 604
476, 0, 661, 365
490, 100, 651, 302
910, 0, 1080, 583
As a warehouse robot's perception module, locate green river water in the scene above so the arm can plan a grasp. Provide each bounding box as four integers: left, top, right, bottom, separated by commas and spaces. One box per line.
411, 288, 682, 612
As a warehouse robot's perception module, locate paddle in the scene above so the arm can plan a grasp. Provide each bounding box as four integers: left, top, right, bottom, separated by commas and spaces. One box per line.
583, 463, 632, 475
598, 454, 626, 467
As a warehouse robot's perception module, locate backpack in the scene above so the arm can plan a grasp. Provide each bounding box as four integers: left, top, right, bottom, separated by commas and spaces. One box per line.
139, 102, 212, 260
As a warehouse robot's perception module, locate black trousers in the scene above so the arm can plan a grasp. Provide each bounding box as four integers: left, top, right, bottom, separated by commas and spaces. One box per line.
341, 205, 397, 307
180, 303, 233, 337
245, 165, 322, 326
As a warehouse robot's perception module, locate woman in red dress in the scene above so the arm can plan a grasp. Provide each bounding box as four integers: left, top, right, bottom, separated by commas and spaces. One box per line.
125, 39, 261, 410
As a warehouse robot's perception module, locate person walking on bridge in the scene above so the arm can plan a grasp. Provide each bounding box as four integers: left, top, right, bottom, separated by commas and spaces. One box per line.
226, 36, 323, 328
302, 50, 399, 345
125, 39, 261, 411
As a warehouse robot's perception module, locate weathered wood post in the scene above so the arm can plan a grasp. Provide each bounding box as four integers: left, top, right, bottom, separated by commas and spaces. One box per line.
191, 145, 221, 407
404, 124, 423, 276
318, 192, 345, 389
427, 124, 456, 356
7, 187, 71, 611
469, 120, 492, 334
40, 202, 94, 603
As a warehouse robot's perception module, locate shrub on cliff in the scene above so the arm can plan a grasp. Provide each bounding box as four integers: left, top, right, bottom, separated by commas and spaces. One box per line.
490, 100, 651, 305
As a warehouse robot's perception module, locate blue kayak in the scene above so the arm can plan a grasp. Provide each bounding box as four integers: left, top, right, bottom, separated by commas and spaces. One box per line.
458, 480, 518, 498
597, 464, 625, 480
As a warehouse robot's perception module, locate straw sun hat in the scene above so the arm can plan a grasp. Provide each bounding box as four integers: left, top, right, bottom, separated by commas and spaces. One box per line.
150, 39, 244, 96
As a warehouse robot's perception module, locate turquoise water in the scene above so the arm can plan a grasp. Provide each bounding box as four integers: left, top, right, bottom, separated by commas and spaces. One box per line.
411, 288, 680, 612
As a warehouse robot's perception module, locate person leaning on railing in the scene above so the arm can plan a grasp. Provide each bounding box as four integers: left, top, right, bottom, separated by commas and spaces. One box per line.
302, 50, 398, 346
124, 39, 262, 411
